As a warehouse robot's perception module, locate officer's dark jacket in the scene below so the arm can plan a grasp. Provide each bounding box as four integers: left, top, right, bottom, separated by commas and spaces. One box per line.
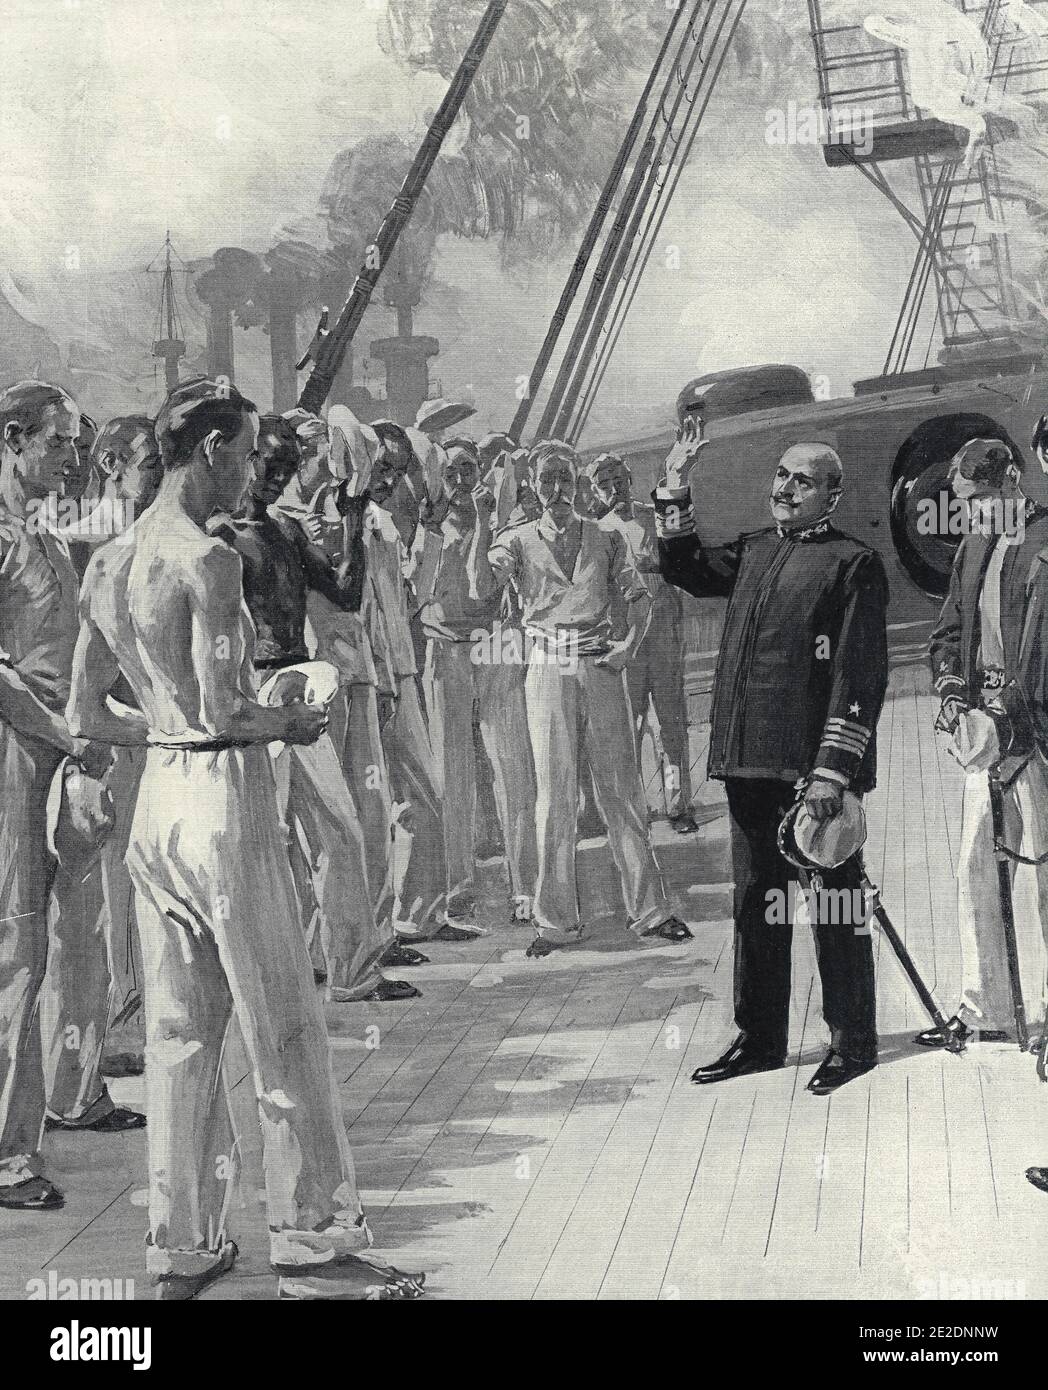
930, 506, 1048, 759
654, 491, 889, 790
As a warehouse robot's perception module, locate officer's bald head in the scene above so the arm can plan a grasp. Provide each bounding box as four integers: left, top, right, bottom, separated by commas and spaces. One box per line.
779, 443, 843, 488
770, 442, 843, 530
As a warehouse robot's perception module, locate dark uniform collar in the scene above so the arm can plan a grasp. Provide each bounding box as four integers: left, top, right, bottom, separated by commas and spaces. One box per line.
775, 515, 833, 542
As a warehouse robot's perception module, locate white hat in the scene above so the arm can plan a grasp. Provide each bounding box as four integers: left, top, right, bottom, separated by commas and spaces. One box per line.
327, 405, 380, 493
256, 660, 340, 710
405, 427, 447, 507
414, 398, 476, 436
778, 790, 867, 870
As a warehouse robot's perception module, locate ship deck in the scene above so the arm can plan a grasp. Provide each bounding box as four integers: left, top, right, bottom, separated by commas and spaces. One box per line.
2, 655, 1046, 1302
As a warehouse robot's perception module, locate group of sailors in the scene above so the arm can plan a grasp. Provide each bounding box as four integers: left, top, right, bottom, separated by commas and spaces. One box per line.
2, 367, 1047, 1300
0, 373, 698, 1298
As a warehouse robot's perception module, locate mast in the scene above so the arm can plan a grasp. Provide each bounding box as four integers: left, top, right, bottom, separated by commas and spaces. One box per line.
297, 0, 509, 415
152, 231, 186, 394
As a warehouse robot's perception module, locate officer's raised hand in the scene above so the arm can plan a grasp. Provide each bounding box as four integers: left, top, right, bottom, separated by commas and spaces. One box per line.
662, 413, 709, 491
804, 774, 843, 823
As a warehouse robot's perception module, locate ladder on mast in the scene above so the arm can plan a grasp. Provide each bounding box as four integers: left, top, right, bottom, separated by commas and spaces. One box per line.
807, 0, 1048, 377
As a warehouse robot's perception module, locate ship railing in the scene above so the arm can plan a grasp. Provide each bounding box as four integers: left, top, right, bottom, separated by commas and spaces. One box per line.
808, 1, 912, 127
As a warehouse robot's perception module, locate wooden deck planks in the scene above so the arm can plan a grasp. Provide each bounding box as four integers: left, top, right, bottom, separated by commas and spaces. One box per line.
4, 670, 1048, 1302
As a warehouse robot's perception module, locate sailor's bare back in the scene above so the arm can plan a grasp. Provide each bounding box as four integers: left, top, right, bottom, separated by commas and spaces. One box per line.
72, 504, 320, 750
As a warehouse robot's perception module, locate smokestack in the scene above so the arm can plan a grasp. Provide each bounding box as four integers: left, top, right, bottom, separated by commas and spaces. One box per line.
192, 248, 265, 384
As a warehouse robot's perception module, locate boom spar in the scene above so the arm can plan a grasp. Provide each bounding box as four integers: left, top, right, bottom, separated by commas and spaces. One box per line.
297, 0, 509, 416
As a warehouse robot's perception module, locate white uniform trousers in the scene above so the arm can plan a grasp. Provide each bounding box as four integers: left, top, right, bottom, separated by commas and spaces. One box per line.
626, 604, 693, 819
526, 654, 673, 943
273, 730, 391, 1001
0, 726, 62, 1183
99, 745, 146, 1055
127, 745, 368, 1279
956, 756, 1048, 1033
327, 682, 393, 918
424, 637, 537, 913
380, 675, 450, 938
40, 852, 115, 1126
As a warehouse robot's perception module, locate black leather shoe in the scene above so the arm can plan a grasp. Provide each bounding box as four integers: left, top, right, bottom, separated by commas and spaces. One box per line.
526, 936, 557, 959
914, 1016, 1008, 1047
356, 979, 421, 1003
0, 1177, 64, 1210
434, 921, 490, 942
381, 941, 429, 967
669, 813, 700, 835
46, 1107, 146, 1133
691, 1036, 785, 1085
1026, 1167, 1048, 1195
807, 1050, 875, 1095
641, 915, 694, 943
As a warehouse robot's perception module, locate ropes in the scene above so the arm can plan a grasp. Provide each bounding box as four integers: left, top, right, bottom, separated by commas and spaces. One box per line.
564, 0, 749, 445
521, 0, 748, 446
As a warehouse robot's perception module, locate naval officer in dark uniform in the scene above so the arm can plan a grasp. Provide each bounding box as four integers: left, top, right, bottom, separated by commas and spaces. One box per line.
655, 414, 889, 1094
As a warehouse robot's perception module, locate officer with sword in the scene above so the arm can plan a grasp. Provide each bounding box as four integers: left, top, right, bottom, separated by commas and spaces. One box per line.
655, 404, 890, 1094
922, 436, 1048, 1055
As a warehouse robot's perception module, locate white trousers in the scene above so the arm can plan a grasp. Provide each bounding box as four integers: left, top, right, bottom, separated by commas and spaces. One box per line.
0, 720, 119, 1182
526, 655, 672, 942
273, 729, 391, 999
40, 852, 115, 1126
424, 638, 538, 911
380, 675, 449, 937
626, 605, 693, 818
127, 745, 368, 1278
99, 746, 146, 1034
956, 757, 1048, 1032
327, 683, 393, 917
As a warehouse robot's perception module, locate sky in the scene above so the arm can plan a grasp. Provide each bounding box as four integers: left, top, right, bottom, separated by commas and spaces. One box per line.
0, 0, 922, 438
